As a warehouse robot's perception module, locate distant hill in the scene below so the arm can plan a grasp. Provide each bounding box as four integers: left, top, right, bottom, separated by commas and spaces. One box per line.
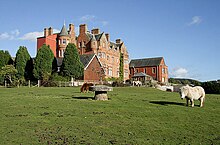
169, 78, 220, 94
168, 78, 201, 86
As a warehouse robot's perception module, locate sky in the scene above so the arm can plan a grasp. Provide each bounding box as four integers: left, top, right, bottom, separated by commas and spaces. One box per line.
0, 0, 219, 82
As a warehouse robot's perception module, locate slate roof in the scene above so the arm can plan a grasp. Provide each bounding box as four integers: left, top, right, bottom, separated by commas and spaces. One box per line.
129, 57, 163, 67
79, 53, 95, 67
95, 33, 103, 41
132, 72, 153, 78
133, 72, 147, 77
59, 24, 68, 36
56, 54, 95, 68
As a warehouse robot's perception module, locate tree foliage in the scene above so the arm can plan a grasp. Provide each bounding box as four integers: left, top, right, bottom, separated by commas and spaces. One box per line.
15, 46, 33, 80
33, 44, 54, 80
0, 50, 13, 69
201, 81, 220, 94
61, 43, 84, 79
0, 65, 18, 85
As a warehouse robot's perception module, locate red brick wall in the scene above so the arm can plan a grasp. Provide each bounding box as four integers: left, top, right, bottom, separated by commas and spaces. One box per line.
37, 34, 58, 57
129, 58, 168, 82
84, 56, 103, 81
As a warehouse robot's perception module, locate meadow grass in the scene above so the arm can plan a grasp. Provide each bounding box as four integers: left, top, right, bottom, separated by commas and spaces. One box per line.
0, 87, 219, 145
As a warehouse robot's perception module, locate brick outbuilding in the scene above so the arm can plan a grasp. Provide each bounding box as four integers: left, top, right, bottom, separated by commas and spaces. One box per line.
129, 57, 168, 83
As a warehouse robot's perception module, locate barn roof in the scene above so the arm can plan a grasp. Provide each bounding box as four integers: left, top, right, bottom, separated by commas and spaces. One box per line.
79, 54, 95, 68
56, 54, 98, 68
129, 57, 163, 67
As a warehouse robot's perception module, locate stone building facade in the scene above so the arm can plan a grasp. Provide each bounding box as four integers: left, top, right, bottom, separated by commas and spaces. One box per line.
37, 23, 129, 81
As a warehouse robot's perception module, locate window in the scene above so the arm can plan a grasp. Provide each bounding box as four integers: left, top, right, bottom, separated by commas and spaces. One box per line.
98, 52, 102, 58
63, 39, 66, 44
61, 49, 64, 57
107, 55, 109, 60
102, 52, 106, 58
108, 68, 112, 76
125, 69, 128, 77
162, 68, 165, 74
59, 50, 61, 57
152, 67, 156, 74
144, 68, 147, 73
112, 57, 114, 63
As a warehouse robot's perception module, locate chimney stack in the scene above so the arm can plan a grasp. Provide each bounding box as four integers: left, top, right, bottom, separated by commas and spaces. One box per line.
79, 24, 88, 34
44, 28, 49, 37
105, 33, 110, 42
91, 28, 100, 34
48, 27, 53, 35
116, 39, 122, 44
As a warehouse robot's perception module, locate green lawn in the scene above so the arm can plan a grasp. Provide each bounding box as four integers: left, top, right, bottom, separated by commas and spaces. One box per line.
0, 87, 219, 145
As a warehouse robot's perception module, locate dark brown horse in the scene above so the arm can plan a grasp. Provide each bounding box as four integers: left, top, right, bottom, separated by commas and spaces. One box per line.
80, 83, 94, 93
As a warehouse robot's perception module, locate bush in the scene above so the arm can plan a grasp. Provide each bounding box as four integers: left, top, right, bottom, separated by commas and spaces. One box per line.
201, 81, 220, 94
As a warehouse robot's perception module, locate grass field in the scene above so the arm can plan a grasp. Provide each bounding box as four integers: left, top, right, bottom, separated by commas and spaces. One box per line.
0, 87, 219, 145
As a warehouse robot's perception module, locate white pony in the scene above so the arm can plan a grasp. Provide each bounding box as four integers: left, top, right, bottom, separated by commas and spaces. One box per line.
179, 85, 205, 107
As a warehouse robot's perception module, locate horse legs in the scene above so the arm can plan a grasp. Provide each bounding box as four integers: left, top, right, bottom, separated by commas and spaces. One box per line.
190, 99, 194, 107
186, 98, 189, 106
200, 97, 204, 107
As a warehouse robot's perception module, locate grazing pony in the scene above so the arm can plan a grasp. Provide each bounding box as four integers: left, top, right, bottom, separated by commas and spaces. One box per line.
80, 83, 94, 93
179, 85, 205, 107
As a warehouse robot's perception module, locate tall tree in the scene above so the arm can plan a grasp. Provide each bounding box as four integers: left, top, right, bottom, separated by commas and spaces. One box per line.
33, 44, 54, 80
61, 43, 84, 79
119, 52, 124, 81
15, 46, 33, 80
0, 50, 13, 69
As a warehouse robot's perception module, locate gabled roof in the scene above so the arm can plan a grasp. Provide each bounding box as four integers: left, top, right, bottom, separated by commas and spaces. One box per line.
95, 33, 103, 41
80, 53, 102, 70
80, 54, 95, 68
56, 54, 102, 70
59, 24, 68, 36
130, 57, 163, 67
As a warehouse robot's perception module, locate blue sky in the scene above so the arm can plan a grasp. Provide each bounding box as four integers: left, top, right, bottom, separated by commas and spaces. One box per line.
0, 0, 219, 81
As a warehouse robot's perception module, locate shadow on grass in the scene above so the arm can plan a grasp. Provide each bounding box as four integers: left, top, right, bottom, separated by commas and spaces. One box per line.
72, 96, 94, 100
149, 101, 185, 106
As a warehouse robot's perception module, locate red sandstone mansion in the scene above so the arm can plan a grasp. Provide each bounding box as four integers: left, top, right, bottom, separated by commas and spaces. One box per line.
37, 23, 168, 83
37, 23, 129, 81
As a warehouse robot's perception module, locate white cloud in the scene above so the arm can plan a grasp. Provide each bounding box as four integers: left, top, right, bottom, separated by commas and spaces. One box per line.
101, 21, 108, 26
19, 28, 60, 41
79, 15, 108, 27
170, 67, 189, 78
188, 16, 202, 26
0, 29, 20, 40
80, 15, 96, 22
19, 31, 43, 41
11, 29, 20, 36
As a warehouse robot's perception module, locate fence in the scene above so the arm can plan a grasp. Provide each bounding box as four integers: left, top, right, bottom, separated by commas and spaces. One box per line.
1, 80, 103, 88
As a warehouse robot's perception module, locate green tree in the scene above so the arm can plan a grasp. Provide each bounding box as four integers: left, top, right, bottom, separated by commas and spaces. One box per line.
15, 46, 33, 81
119, 52, 124, 81
0, 50, 13, 69
61, 43, 84, 79
33, 44, 54, 80
0, 65, 18, 85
